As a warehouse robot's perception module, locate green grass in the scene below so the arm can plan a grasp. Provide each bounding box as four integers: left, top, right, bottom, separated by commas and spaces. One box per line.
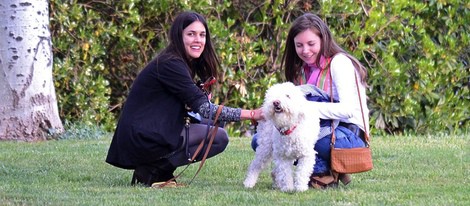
0, 134, 468, 206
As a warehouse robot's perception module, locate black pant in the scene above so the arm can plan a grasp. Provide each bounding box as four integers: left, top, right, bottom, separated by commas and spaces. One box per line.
132, 120, 228, 186
167, 121, 229, 167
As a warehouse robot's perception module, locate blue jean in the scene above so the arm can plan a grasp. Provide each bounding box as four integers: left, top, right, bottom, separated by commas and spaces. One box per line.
250, 125, 365, 174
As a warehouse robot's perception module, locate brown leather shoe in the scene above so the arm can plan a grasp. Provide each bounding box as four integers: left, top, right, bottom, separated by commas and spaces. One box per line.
339, 173, 352, 185
309, 174, 338, 189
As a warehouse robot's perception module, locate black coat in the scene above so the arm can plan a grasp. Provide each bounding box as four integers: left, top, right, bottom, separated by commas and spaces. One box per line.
106, 57, 208, 169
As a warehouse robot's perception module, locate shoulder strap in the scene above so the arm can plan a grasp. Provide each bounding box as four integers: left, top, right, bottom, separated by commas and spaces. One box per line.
330, 62, 369, 147
354, 75, 370, 145
328, 60, 337, 146
317, 58, 332, 91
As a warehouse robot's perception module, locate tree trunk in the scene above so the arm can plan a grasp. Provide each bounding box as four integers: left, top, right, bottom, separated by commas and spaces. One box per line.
0, 0, 63, 141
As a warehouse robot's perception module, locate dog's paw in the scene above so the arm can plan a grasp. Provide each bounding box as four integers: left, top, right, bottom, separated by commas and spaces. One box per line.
294, 185, 309, 192
279, 186, 295, 193
243, 178, 256, 188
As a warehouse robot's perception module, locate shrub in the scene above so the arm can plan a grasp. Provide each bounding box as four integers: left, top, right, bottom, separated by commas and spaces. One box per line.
321, 0, 469, 134
50, 0, 469, 135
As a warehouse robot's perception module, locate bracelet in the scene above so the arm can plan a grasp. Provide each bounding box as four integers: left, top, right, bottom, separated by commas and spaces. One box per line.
250, 110, 255, 120
250, 110, 258, 126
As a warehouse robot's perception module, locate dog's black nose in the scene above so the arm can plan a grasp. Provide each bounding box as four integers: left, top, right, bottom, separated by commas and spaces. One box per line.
273, 100, 283, 113
273, 100, 280, 107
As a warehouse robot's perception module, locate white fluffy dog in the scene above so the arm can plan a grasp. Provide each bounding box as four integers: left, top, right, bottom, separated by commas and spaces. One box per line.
243, 82, 320, 192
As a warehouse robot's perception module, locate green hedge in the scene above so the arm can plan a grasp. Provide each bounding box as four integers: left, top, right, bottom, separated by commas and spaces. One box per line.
50, 0, 469, 135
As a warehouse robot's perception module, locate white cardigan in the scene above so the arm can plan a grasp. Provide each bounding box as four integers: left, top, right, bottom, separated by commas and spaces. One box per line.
309, 53, 370, 134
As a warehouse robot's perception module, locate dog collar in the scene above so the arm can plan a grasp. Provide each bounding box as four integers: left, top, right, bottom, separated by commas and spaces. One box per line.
278, 125, 297, 135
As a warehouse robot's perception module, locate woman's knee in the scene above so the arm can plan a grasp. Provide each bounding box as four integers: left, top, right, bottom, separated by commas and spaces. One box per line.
314, 135, 332, 160
212, 129, 229, 153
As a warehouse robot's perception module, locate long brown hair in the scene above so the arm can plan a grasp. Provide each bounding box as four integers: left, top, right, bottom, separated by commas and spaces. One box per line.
158, 11, 220, 83
282, 13, 367, 85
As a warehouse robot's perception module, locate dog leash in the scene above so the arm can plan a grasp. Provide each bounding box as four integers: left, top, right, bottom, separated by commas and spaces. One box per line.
156, 105, 224, 188
187, 104, 223, 184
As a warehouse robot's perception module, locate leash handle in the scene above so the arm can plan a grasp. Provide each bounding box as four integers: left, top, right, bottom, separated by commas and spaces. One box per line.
187, 105, 223, 184
157, 105, 224, 188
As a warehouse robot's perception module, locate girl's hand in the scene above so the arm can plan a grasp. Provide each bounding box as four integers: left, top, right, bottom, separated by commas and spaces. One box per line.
251, 108, 264, 121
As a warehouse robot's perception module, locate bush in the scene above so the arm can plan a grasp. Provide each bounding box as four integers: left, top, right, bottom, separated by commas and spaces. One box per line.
50, 0, 469, 135
321, 0, 469, 134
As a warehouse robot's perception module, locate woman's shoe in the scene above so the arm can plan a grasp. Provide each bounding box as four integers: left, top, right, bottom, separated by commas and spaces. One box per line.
131, 166, 161, 187
151, 180, 185, 188
309, 173, 338, 189
339, 173, 351, 186
131, 160, 177, 187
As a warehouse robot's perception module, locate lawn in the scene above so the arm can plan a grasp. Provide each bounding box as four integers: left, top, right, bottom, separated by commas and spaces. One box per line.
0, 134, 468, 206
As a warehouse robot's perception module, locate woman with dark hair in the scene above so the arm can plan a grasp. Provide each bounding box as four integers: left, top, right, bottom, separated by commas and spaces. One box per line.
106, 11, 262, 187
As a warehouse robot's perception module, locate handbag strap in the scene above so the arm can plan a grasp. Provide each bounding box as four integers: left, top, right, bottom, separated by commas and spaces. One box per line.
326, 58, 337, 146
329, 59, 369, 147
157, 105, 224, 188
354, 73, 370, 145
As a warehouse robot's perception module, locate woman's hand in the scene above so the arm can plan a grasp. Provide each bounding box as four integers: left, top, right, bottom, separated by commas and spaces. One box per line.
249, 108, 264, 121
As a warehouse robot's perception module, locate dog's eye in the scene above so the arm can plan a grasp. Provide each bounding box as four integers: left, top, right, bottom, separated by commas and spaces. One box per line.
286, 94, 290, 99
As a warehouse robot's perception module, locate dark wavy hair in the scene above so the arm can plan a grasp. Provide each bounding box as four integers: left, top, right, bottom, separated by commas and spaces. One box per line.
282, 13, 367, 85
158, 11, 220, 82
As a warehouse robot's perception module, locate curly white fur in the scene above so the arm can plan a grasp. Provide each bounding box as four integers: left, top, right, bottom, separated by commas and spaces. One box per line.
243, 82, 320, 192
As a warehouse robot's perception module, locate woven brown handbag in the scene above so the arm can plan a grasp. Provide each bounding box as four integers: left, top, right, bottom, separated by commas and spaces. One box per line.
329, 67, 373, 174
330, 145, 373, 173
